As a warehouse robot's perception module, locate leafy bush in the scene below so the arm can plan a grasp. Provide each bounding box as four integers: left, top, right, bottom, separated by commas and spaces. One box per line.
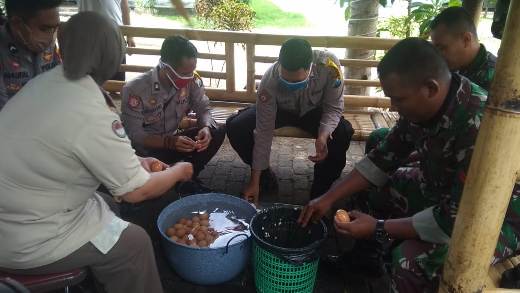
210, 0, 255, 30
136, 0, 157, 10
377, 0, 462, 39
195, 0, 255, 31
378, 15, 415, 38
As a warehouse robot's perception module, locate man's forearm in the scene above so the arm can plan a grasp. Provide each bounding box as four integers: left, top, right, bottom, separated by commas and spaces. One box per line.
143, 134, 166, 150
384, 217, 419, 240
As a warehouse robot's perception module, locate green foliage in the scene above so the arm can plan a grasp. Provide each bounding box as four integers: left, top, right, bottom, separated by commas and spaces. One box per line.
209, 0, 255, 31
194, 0, 255, 31
136, 0, 157, 10
378, 15, 415, 38
377, 0, 462, 39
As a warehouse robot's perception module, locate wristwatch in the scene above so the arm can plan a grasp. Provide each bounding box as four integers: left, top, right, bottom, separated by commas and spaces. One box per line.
374, 219, 390, 244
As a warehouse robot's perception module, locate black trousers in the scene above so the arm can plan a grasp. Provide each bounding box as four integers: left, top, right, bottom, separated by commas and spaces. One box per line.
143, 125, 226, 176
226, 106, 353, 199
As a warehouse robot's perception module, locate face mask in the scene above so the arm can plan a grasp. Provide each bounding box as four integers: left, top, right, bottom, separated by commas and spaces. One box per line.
160, 60, 194, 90
16, 22, 55, 53
279, 63, 312, 91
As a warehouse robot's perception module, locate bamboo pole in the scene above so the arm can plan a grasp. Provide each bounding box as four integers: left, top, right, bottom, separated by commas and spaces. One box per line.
439, 2, 520, 292
225, 42, 235, 93
126, 47, 226, 60
246, 43, 256, 95
119, 26, 398, 49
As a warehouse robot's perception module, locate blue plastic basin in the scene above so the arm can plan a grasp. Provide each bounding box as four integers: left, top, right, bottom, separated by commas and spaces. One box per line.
157, 193, 257, 285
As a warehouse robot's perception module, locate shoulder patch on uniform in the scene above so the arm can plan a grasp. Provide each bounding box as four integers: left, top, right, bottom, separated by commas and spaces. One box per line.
325, 57, 343, 88
128, 95, 142, 110
193, 71, 203, 88
112, 120, 127, 138
258, 89, 271, 103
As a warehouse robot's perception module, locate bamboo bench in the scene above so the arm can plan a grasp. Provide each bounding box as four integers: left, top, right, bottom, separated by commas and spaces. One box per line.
105, 81, 399, 141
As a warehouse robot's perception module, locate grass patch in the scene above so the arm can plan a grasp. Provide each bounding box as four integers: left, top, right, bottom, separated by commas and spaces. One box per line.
158, 0, 308, 29
250, 0, 307, 28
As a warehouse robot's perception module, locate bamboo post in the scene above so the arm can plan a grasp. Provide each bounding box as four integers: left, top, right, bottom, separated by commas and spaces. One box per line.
439, 2, 520, 292
225, 42, 235, 93
463, 0, 484, 26
246, 43, 256, 99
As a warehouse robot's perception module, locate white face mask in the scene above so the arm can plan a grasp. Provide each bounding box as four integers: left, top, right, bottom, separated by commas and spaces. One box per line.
16, 22, 55, 53
159, 60, 194, 90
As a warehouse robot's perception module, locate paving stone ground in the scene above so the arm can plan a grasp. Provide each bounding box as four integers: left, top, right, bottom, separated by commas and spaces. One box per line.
198, 137, 366, 207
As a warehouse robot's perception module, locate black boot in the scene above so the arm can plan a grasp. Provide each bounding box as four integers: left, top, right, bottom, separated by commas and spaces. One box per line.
260, 168, 278, 193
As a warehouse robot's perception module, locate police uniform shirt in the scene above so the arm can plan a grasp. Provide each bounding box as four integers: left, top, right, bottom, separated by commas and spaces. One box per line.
252, 50, 345, 170
0, 65, 150, 269
0, 24, 61, 111
121, 65, 213, 155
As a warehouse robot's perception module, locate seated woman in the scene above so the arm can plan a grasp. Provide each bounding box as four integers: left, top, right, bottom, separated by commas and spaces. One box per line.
0, 12, 193, 293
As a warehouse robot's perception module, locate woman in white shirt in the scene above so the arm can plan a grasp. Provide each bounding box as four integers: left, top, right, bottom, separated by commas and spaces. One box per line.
0, 12, 190, 293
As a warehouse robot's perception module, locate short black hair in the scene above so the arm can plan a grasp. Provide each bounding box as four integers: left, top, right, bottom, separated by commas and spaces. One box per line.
378, 38, 450, 86
160, 35, 198, 67
5, 0, 63, 19
430, 7, 478, 36
279, 38, 313, 71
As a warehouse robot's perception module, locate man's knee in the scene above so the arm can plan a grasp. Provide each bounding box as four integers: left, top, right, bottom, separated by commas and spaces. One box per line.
122, 224, 154, 256
211, 125, 226, 145
226, 109, 254, 142
330, 118, 354, 149
365, 128, 390, 154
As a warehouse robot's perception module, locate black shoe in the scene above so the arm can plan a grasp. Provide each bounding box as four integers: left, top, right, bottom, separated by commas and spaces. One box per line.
260, 168, 278, 192
176, 179, 212, 196
322, 240, 386, 277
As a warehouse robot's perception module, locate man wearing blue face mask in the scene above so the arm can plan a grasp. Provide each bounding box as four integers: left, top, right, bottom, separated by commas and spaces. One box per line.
227, 38, 354, 204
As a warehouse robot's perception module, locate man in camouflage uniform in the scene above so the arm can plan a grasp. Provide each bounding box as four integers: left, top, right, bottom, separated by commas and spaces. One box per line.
0, 0, 62, 111
431, 7, 496, 92
226, 38, 354, 203
299, 38, 520, 292
366, 7, 497, 156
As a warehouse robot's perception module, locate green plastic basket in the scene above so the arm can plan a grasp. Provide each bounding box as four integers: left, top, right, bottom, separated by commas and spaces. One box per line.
253, 241, 319, 293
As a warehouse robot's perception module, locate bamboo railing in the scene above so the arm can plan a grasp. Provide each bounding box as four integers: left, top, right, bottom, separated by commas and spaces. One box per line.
103, 26, 398, 110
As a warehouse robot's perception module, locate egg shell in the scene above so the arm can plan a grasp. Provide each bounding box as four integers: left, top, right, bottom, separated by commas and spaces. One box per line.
150, 161, 164, 172
335, 209, 350, 223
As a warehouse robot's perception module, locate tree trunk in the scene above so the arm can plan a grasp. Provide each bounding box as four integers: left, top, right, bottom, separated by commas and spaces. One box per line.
345, 0, 379, 96
463, 0, 484, 26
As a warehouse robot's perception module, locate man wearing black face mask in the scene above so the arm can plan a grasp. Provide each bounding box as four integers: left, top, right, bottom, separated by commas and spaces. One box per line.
0, 0, 62, 111
121, 36, 225, 178
227, 38, 354, 204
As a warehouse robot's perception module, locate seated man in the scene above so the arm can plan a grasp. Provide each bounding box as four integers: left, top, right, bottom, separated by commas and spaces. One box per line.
299, 38, 520, 292
431, 6, 496, 92
227, 38, 354, 203
0, 0, 62, 111
122, 35, 225, 178
367, 7, 497, 154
